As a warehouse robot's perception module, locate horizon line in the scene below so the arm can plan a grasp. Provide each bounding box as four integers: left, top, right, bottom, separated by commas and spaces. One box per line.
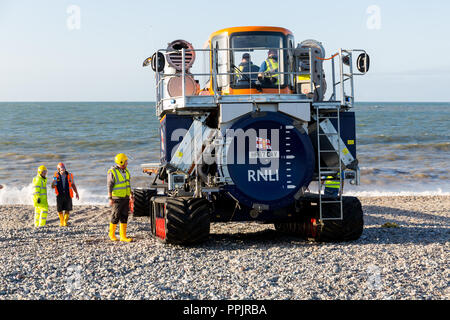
0, 100, 449, 103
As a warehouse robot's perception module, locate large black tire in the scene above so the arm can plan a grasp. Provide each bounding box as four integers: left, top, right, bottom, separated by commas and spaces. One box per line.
155, 197, 211, 245
275, 196, 364, 242
131, 188, 155, 217
318, 196, 364, 242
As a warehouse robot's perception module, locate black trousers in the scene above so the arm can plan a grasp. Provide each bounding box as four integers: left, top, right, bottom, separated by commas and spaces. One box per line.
111, 198, 129, 224
57, 195, 73, 212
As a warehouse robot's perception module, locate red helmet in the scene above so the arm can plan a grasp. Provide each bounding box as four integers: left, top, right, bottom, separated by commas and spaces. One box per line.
57, 162, 66, 169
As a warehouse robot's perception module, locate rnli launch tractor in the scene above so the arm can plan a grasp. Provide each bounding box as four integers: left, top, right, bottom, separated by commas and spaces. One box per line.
134, 26, 370, 244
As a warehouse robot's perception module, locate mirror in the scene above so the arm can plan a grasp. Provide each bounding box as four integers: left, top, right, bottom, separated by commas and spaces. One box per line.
142, 52, 165, 72
356, 53, 370, 73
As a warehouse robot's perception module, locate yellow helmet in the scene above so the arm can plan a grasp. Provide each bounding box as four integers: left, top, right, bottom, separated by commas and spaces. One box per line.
37, 165, 47, 174
115, 153, 128, 166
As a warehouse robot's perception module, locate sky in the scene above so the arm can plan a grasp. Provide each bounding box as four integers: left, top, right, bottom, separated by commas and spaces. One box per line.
0, 0, 449, 102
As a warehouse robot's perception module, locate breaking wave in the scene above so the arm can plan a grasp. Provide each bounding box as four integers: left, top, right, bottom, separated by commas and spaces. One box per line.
0, 184, 107, 205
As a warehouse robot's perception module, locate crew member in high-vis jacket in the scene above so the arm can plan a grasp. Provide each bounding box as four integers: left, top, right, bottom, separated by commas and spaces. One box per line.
32, 165, 49, 227
107, 153, 133, 242
324, 172, 343, 197
51, 162, 79, 227
258, 49, 279, 85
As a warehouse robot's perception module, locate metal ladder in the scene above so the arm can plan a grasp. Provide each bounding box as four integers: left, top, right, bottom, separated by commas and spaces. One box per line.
314, 104, 343, 221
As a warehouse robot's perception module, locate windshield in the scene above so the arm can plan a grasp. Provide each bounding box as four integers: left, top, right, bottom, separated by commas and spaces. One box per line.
230, 32, 286, 89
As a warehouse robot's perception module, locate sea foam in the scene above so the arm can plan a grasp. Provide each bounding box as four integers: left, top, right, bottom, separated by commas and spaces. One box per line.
346, 188, 450, 197
0, 184, 107, 205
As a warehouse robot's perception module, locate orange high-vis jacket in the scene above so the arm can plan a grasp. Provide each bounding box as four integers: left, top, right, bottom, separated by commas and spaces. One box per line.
53, 171, 74, 198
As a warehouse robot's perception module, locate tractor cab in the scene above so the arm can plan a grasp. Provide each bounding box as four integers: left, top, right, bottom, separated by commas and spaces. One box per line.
207, 26, 295, 95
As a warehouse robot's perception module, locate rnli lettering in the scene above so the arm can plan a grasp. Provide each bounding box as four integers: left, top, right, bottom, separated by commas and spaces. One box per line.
248, 169, 279, 182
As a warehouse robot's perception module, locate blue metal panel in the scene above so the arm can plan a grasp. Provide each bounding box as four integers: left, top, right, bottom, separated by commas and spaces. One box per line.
329, 111, 356, 159
160, 114, 193, 164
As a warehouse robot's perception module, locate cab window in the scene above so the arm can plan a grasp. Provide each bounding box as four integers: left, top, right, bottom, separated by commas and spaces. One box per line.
230, 32, 287, 89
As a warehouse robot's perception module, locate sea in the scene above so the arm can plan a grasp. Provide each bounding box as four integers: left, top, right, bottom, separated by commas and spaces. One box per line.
0, 102, 449, 205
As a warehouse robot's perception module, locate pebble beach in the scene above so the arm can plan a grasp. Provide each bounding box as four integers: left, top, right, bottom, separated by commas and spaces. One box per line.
0, 196, 448, 300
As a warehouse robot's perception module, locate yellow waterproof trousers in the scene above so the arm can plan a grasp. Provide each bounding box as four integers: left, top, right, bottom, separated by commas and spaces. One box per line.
34, 206, 48, 227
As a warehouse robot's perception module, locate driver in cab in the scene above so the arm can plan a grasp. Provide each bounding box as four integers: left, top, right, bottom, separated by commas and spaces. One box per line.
236, 53, 259, 83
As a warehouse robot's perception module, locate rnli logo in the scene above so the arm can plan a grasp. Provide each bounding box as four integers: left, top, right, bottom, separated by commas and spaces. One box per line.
256, 137, 271, 150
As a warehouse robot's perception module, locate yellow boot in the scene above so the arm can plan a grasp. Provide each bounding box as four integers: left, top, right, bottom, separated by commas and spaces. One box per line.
58, 212, 64, 226
63, 212, 70, 226
109, 223, 118, 241
119, 223, 133, 242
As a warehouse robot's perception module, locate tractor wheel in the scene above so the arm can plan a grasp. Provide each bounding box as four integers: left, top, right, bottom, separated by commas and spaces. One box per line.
131, 188, 154, 217
153, 197, 211, 245
274, 196, 363, 242
318, 196, 364, 242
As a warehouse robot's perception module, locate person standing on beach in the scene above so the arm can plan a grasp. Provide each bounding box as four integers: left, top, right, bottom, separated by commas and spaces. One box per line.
107, 153, 133, 242
51, 162, 79, 227
32, 165, 49, 227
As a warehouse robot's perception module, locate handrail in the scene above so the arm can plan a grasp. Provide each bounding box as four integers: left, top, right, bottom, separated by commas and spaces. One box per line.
153, 46, 360, 113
